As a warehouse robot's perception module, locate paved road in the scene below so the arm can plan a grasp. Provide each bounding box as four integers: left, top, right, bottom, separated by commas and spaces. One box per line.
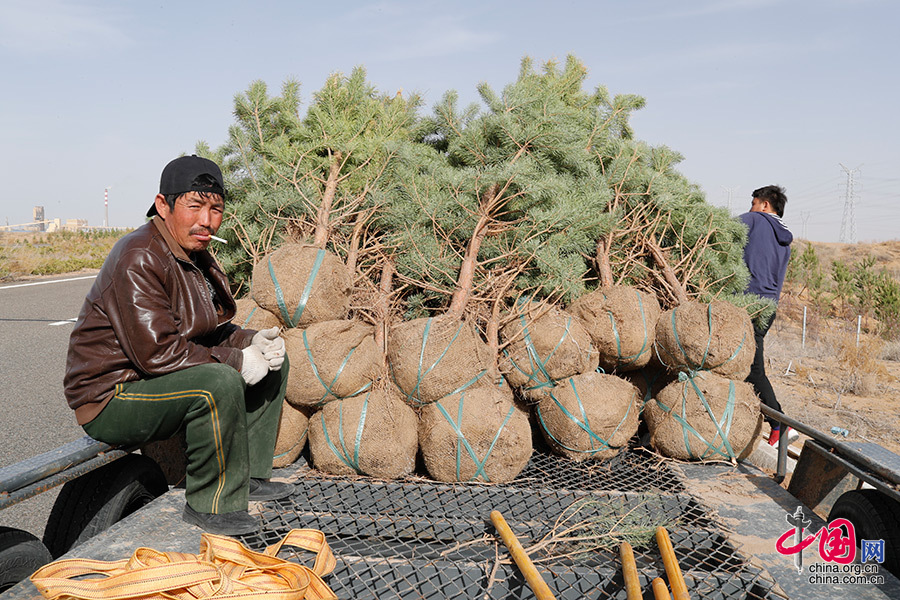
0, 274, 97, 539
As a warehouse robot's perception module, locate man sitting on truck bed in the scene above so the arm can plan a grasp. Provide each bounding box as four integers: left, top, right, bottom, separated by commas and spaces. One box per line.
64, 155, 292, 536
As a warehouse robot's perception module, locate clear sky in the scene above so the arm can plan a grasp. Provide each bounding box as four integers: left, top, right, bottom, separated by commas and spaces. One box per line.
1, 0, 897, 243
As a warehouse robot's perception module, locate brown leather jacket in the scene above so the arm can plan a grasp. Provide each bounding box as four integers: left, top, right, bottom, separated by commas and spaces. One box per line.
65, 217, 254, 425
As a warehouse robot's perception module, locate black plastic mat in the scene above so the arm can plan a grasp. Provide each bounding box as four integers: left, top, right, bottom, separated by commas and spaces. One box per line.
242, 449, 783, 599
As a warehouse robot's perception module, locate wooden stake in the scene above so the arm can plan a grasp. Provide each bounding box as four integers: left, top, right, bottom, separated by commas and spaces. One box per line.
652, 577, 672, 600
490, 510, 556, 600
620, 541, 642, 600
656, 526, 690, 600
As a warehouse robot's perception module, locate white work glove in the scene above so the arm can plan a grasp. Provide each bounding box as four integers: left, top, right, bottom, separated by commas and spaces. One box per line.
240, 345, 269, 386
251, 326, 282, 352
251, 326, 286, 371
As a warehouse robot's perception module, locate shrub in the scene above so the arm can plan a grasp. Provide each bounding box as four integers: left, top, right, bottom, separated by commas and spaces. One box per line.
879, 340, 900, 362
835, 333, 886, 396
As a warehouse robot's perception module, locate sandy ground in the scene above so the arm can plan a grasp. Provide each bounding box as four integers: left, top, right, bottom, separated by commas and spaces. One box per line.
761, 292, 900, 456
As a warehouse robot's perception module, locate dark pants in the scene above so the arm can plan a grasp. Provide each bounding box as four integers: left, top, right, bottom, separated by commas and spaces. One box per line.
84, 357, 289, 514
746, 313, 782, 426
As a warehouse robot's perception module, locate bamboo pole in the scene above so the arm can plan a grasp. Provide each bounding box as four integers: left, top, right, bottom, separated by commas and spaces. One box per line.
655, 526, 690, 600
490, 510, 556, 600
619, 541, 642, 600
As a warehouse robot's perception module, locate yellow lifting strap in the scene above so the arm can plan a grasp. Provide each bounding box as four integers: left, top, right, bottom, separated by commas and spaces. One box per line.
30, 529, 337, 600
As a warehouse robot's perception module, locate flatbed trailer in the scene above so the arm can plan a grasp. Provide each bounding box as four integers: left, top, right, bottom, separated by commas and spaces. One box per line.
2, 409, 900, 599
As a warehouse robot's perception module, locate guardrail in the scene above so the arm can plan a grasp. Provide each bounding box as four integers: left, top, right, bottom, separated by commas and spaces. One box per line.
761, 404, 900, 503
0, 437, 129, 510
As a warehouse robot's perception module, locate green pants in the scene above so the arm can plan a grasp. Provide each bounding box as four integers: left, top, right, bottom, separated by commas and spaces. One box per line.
84, 357, 289, 514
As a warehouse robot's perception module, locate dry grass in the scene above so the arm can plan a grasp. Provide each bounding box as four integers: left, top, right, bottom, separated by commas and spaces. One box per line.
880, 340, 900, 362
0, 230, 127, 281
834, 333, 886, 397
776, 329, 888, 400
763, 307, 900, 453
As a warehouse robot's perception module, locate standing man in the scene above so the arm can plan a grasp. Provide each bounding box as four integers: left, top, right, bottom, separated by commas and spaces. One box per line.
740, 185, 794, 446
65, 155, 292, 535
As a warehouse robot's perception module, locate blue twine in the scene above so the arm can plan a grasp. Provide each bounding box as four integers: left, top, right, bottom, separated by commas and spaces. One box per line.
320, 391, 370, 473
267, 248, 326, 328
433, 391, 515, 482
535, 377, 635, 455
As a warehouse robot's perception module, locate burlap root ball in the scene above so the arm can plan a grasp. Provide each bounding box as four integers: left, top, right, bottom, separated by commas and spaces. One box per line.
308, 384, 418, 479
273, 401, 310, 468
388, 315, 493, 406
535, 372, 641, 461
621, 366, 677, 412
233, 298, 281, 331
568, 286, 661, 373
500, 302, 598, 393
283, 320, 380, 408
644, 371, 762, 462
418, 381, 533, 483
251, 244, 352, 328
654, 300, 756, 380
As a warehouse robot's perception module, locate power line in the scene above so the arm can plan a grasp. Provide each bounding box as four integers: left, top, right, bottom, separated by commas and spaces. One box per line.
790, 177, 844, 197
861, 175, 900, 183
856, 182, 898, 194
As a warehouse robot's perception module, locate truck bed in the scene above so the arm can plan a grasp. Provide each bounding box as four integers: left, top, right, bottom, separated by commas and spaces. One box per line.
6, 445, 899, 600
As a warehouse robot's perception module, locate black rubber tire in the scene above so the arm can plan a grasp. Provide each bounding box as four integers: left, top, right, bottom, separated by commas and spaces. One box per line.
828, 489, 900, 577
42, 454, 167, 558
0, 527, 53, 592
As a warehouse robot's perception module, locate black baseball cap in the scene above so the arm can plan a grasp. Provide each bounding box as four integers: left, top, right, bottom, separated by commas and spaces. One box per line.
147, 155, 226, 217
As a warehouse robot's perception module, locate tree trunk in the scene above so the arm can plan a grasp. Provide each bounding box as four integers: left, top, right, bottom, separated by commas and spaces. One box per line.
448, 185, 500, 317
485, 294, 505, 383
346, 208, 370, 275
646, 235, 689, 305
313, 152, 343, 249
448, 215, 488, 317
595, 235, 614, 287
374, 261, 394, 369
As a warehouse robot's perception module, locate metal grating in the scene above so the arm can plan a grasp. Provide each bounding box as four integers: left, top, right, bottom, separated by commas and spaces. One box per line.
239, 447, 785, 599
